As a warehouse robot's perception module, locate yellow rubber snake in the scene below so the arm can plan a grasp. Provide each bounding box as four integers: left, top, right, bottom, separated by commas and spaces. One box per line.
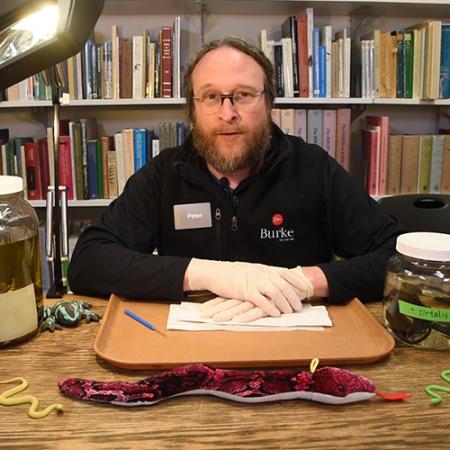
0, 377, 63, 419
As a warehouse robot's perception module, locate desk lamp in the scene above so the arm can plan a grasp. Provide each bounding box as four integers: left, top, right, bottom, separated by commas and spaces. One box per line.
0, 0, 104, 297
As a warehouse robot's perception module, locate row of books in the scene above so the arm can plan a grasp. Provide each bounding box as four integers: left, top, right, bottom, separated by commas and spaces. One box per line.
362, 126, 450, 196
0, 121, 187, 201
3, 10, 449, 103
260, 10, 351, 99
4, 17, 185, 102
271, 108, 352, 171
356, 22, 450, 100
260, 10, 450, 99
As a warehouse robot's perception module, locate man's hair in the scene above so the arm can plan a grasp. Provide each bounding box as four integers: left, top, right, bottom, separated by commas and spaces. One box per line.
183, 36, 276, 122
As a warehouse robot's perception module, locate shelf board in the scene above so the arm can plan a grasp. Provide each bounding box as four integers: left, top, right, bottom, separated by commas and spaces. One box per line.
372, 98, 446, 105
0, 100, 52, 108
63, 98, 187, 106
30, 199, 113, 207
275, 97, 369, 105
2, 98, 449, 108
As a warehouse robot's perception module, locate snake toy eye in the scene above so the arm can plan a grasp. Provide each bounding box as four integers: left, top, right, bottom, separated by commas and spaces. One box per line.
338, 385, 345, 392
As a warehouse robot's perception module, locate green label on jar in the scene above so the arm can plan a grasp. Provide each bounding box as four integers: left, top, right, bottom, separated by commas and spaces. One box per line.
398, 300, 450, 323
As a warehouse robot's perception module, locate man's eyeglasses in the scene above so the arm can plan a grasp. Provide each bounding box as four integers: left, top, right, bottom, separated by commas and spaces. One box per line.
193, 88, 265, 115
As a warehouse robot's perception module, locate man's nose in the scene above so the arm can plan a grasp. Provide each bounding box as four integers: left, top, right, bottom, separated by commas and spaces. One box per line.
219, 96, 238, 121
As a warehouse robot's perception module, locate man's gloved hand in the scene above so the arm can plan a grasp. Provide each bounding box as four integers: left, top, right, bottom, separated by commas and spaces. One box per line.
187, 259, 307, 317
200, 297, 267, 323
280, 266, 314, 299
197, 266, 315, 323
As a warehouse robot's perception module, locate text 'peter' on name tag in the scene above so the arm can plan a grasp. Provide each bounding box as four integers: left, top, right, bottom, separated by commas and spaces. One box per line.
173, 202, 212, 230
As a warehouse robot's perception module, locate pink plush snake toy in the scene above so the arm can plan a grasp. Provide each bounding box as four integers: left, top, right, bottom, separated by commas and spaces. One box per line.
58, 359, 409, 406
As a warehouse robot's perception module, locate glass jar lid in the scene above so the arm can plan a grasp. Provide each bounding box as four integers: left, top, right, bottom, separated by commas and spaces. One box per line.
396, 232, 450, 261
0, 175, 23, 195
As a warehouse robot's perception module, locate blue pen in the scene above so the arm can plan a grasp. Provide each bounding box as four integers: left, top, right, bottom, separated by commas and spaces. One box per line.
124, 309, 157, 331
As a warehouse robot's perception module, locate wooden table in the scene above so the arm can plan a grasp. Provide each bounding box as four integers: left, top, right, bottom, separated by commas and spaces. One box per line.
1, 295, 448, 449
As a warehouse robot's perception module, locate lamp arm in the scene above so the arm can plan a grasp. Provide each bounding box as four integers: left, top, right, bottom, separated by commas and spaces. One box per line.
45, 64, 68, 298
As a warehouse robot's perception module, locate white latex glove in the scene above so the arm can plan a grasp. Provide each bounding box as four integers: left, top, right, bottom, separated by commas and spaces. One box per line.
280, 266, 314, 299
200, 297, 267, 323
199, 266, 315, 323
186, 259, 305, 317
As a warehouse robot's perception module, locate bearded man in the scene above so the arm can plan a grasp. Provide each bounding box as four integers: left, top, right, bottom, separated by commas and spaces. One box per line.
69, 37, 401, 322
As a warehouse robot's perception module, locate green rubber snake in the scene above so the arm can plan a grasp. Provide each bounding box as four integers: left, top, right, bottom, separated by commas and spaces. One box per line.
425, 370, 450, 405
0, 377, 64, 419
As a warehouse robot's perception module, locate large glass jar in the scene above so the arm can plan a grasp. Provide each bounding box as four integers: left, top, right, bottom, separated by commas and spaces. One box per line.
0, 176, 42, 347
383, 232, 450, 350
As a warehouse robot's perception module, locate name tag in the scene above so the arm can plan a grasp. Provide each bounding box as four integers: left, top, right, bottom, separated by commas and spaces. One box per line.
173, 202, 212, 230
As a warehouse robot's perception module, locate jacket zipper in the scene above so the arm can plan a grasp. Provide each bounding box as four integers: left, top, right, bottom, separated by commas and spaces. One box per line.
231, 194, 239, 232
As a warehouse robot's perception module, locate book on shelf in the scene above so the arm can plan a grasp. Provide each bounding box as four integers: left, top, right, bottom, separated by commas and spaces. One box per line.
119, 38, 133, 99
307, 109, 322, 147
393, 30, 413, 99
132, 35, 145, 99
172, 16, 181, 98
273, 42, 284, 97
96, 139, 104, 199
441, 24, 450, 99
24, 142, 42, 200
260, 29, 275, 66
69, 121, 84, 200
121, 128, 135, 181
312, 28, 320, 97
335, 29, 351, 98
429, 135, 444, 193
294, 109, 307, 141
281, 37, 294, 98
366, 116, 389, 195
441, 135, 450, 193
321, 25, 332, 98
107, 148, 118, 198
160, 25, 173, 98
37, 138, 49, 197
386, 135, 402, 195
417, 135, 433, 193
133, 128, 148, 172
322, 110, 336, 158
59, 135, 75, 200
296, 10, 309, 98
411, 27, 425, 99
306, 8, 314, 98
279, 109, 295, 135
361, 125, 381, 196
87, 139, 99, 199
335, 108, 351, 171
79, 118, 98, 199
113, 132, 126, 195
382, 32, 398, 99
281, 16, 299, 97
400, 135, 421, 194
101, 136, 113, 199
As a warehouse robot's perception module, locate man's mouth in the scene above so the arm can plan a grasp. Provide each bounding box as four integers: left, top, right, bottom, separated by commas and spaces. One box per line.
217, 131, 243, 136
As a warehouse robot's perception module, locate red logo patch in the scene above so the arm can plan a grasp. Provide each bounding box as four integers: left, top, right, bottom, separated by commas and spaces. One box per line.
272, 213, 284, 226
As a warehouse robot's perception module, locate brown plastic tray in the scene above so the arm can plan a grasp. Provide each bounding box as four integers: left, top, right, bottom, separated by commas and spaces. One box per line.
93, 294, 395, 369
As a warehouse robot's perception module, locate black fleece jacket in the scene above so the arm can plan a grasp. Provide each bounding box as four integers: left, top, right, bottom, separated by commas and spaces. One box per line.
68, 124, 402, 303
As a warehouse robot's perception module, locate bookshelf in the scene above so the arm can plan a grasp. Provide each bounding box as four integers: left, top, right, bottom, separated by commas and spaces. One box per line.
1, 0, 449, 216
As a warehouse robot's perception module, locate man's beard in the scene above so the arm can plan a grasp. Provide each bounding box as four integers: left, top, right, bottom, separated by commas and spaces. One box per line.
192, 116, 272, 175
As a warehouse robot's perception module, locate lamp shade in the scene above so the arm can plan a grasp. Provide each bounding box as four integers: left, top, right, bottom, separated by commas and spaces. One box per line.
0, 0, 104, 90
